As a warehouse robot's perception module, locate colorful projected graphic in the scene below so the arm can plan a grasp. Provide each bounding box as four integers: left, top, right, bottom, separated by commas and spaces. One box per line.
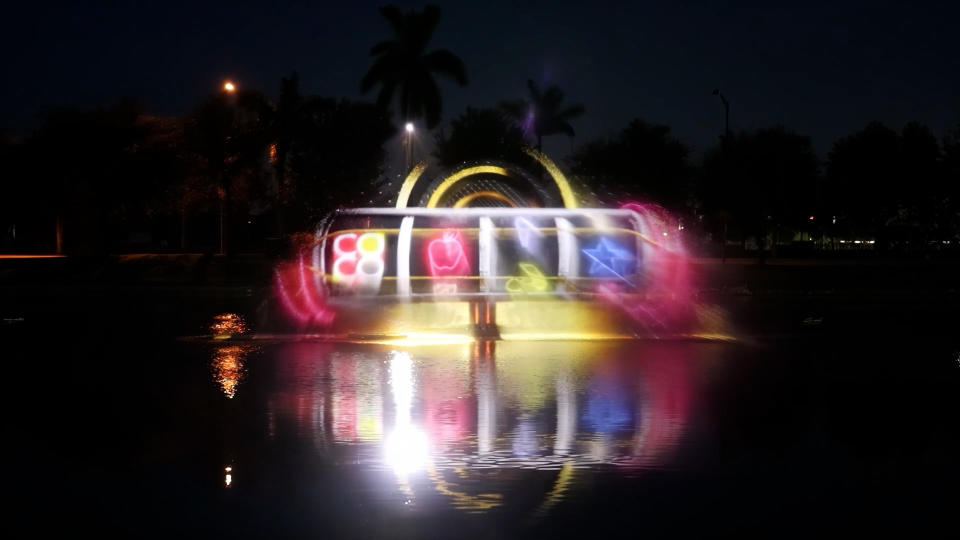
582, 238, 636, 281
331, 232, 386, 294
505, 262, 549, 293
514, 217, 542, 253
426, 230, 471, 295
427, 230, 470, 276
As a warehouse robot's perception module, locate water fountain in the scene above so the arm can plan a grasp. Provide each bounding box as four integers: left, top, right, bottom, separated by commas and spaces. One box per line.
270, 150, 731, 343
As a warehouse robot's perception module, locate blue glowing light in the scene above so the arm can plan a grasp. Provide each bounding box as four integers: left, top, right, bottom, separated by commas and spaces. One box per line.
581, 238, 636, 281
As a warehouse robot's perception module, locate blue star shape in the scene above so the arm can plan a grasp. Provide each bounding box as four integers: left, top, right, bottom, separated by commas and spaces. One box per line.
582, 238, 636, 280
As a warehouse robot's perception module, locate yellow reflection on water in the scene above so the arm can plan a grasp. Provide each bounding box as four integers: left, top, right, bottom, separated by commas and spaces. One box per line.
211, 313, 247, 338
212, 345, 253, 398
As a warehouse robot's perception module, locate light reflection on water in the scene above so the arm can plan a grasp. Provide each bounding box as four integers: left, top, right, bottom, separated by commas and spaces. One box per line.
216, 340, 721, 516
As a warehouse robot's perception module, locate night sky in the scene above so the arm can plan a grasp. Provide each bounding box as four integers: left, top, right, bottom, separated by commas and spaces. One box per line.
2, 0, 957, 161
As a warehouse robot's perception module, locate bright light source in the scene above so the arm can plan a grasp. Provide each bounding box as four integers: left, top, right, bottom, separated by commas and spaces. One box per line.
808, 215, 815, 221
223, 81, 236, 92
405, 122, 414, 133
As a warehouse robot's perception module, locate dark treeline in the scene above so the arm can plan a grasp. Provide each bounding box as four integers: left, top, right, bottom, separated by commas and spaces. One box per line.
1, 3, 958, 257
3, 87, 958, 257
1, 78, 394, 255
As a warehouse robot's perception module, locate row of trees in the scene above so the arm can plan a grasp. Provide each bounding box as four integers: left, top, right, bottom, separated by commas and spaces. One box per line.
0, 83, 395, 254
432, 103, 960, 254
1, 3, 958, 256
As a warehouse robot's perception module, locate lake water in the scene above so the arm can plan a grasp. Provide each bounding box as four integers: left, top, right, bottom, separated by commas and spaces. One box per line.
5, 291, 959, 537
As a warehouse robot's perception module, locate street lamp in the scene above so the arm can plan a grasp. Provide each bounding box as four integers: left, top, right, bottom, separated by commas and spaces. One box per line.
712, 88, 731, 263
403, 122, 415, 173
219, 80, 237, 255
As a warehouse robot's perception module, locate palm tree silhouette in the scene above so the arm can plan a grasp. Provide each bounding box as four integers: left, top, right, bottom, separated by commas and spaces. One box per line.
501, 79, 585, 151
361, 4, 468, 128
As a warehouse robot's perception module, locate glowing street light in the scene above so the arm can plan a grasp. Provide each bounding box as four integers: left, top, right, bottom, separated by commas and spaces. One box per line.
403, 122, 415, 172
223, 81, 236, 92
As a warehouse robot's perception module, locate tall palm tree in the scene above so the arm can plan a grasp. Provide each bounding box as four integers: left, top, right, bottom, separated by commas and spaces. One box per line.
361, 4, 468, 128
501, 79, 585, 151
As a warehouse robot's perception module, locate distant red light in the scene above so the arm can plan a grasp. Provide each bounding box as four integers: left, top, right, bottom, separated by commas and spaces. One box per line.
808, 215, 815, 221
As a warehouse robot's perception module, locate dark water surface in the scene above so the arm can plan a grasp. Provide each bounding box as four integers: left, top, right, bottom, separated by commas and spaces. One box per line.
5, 290, 959, 537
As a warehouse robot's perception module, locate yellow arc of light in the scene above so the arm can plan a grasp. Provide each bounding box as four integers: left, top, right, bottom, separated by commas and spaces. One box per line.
395, 162, 428, 208
400, 150, 578, 209
523, 147, 578, 209
452, 190, 517, 208
426, 166, 512, 208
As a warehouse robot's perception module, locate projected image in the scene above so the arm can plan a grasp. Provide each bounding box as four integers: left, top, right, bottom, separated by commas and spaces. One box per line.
412, 227, 479, 295
330, 232, 387, 295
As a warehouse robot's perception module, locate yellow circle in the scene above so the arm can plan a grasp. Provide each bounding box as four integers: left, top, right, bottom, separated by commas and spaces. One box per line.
359, 233, 383, 253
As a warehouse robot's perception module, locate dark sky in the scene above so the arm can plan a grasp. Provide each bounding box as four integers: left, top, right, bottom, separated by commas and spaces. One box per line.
2, 0, 958, 162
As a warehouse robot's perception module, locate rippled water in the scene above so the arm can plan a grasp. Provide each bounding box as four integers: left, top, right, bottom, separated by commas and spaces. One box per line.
216, 341, 707, 511
7, 298, 959, 537
192, 339, 726, 538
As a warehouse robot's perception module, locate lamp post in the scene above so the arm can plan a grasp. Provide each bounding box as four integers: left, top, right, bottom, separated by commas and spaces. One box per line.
404, 122, 415, 173
712, 89, 730, 262
712, 89, 730, 142
219, 80, 237, 255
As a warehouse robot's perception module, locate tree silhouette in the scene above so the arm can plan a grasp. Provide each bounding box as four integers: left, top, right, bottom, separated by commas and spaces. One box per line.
26, 101, 155, 254
188, 89, 272, 254
827, 121, 946, 250
501, 79, 585, 151
271, 72, 302, 237
287, 97, 395, 218
433, 107, 529, 168
361, 4, 467, 128
569, 119, 690, 209
702, 127, 819, 255
942, 123, 960, 241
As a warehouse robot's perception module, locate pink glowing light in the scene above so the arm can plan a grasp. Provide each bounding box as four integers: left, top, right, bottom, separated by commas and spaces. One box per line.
274, 254, 335, 327
593, 203, 695, 332
426, 230, 471, 276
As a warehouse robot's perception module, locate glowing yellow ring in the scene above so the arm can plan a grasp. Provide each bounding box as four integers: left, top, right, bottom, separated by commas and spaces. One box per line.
395, 162, 427, 209
426, 166, 512, 208
452, 190, 518, 208
523, 147, 578, 209
394, 149, 578, 209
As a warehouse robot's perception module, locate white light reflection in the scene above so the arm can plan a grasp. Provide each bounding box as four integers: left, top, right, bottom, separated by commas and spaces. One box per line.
476, 358, 496, 454
385, 351, 429, 475
554, 370, 576, 455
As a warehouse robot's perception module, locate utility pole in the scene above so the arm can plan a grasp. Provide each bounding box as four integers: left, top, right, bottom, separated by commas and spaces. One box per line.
713, 89, 730, 263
